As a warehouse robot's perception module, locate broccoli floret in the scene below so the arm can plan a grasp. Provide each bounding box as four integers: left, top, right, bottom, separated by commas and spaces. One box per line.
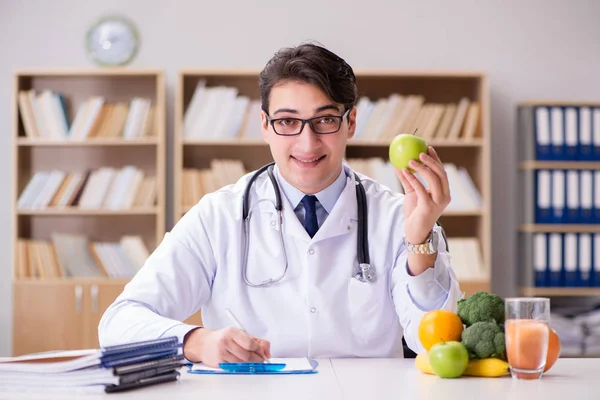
457, 291, 504, 326
461, 321, 505, 359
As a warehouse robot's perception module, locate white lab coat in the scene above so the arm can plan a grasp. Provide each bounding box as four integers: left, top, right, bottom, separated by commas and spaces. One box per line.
98, 163, 463, 358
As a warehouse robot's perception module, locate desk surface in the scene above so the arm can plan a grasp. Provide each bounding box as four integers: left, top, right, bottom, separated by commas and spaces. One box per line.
3, 358, 599, 400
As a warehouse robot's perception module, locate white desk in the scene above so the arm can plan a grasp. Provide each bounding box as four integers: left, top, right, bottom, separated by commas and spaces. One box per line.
2, 358, 598, 399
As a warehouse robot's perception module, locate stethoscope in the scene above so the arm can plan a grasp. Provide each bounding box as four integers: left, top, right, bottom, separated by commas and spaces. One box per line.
241, 161, 375, 287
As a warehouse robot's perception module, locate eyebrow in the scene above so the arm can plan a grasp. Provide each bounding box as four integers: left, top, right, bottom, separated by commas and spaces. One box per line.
272, 104, 342, 116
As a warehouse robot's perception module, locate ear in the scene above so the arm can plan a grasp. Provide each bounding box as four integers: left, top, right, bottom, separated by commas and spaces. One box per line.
346, 106, 357, 140
261, 111, 270, 143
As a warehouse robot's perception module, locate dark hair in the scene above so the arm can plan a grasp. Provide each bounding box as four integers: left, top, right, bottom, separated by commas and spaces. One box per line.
259, 43, 358, 115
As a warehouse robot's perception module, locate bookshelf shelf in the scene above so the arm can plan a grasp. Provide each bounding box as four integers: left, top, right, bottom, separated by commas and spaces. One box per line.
17, 207, 159, 216
519, 161, 600, 170
11, 68, 166, 356
175, 69, 492, 298
519, 224, 600, 233
521, 287, 600, 297
181, 139, 485, 148
17, 138, 158, 146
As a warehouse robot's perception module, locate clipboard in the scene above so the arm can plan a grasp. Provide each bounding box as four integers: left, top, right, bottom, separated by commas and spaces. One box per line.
188, 358, 319, 375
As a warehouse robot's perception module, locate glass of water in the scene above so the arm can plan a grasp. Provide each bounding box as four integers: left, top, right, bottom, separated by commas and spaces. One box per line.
504, 297, 550, 380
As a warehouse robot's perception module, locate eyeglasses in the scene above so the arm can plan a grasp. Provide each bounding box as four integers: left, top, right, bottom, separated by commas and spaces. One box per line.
266, 109, 350, 136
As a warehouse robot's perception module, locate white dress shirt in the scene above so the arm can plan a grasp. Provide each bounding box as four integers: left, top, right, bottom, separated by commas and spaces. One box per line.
98, 162, 462, 358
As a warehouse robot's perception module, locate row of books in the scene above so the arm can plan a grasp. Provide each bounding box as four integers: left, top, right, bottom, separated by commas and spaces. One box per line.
18, 89, 155, 140
182, 81, 481, 142
181, 159, 246, 208
532, 232, 600, 288
15, 233, 150, 279
0, 336, 183, 394
534, 169, 600, 224
353, 95, 479, 142
181, 158, 482, 213
524, 105, 600, 161
446, 237, 487, 281
17, 166, 157, 210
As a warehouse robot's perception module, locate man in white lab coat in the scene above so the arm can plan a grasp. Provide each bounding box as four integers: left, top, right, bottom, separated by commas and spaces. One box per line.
98, 43, 463, 367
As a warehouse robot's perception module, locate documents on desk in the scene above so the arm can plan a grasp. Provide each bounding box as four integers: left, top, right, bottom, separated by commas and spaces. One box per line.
189, 358, 318, 375
0, 336, 185, 394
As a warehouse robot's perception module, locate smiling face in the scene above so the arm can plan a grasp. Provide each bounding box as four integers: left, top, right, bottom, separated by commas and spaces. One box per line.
261, 80, 356, 195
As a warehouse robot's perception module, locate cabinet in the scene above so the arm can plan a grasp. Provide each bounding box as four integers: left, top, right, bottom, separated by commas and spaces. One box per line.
11, 68, 166, 355
12, 280, 126, 355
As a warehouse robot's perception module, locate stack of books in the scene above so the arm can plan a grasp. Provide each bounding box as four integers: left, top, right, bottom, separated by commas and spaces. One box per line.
0, 336, 185, 394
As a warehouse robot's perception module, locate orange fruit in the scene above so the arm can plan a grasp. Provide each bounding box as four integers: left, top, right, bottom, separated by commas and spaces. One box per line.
544, 327, 561, 372
418, 310, 464, 351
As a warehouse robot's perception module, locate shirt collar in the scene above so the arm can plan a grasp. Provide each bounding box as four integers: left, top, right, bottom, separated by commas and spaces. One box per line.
273, 164, 348, 214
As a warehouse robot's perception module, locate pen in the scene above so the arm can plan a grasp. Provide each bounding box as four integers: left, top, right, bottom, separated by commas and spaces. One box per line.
225, 308, 270, 363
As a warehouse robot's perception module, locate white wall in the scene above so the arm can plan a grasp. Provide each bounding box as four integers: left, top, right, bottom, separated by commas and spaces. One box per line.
1, 0, 599, 356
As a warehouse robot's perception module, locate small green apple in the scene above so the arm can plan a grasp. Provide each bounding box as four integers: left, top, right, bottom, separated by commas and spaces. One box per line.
428, 341, 469, 379
388, 133, 428, 171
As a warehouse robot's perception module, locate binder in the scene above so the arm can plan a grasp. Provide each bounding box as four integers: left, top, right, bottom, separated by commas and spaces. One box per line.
593, 108, 600, 160
548, 233, 563, 287
595, 172, 600, 223
551, 170, 565, 223
535, 170, 551, 223
533, 233, 548, 287
566, 170, 579, 223
550, 107, 564, 160
534, 106, 552, 160
581, 171, 593, 222
578, 233, 592, 287
564, 233, 578, 286
189, 358, 319, 375
579, 107, 593, 160
564, 107, 578, 160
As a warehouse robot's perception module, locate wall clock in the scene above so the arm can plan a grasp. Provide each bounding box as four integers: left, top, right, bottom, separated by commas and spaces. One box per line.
86, 15, 140, 66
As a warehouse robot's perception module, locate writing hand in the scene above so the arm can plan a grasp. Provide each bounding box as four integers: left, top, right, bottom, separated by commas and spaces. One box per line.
183, 327, 271, 368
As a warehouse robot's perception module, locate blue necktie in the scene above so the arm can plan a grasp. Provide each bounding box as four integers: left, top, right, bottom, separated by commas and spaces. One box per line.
301, 195, 318, 238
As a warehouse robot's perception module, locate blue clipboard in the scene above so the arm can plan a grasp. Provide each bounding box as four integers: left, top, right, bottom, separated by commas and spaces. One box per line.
187, 359, 319, 375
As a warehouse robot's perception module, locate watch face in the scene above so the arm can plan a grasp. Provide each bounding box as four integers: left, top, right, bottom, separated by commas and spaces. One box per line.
86, 15, 139, 66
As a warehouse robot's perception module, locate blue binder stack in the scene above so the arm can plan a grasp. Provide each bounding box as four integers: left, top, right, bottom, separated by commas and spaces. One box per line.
0, 336, 185, 394
521, 104, 600, 289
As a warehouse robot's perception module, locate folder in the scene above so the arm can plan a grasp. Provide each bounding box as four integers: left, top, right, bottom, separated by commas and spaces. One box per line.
595, 172, 600, 223
189, 358, 319, 375
579, 107, 593, 160
564, 233, 577, 286
564, 107, 578, 160
534, 106, 552, 160
0, 336, 183, 394
548, 233, 563, 287
551, 170, 565, 223
578, 233, 592, 287
550, 107, 564, 160
535, 170, 551, 223
533, 233, 548, 287
593, 108, 600, 160
581, 171, 593, 222
566, 170, 579, 223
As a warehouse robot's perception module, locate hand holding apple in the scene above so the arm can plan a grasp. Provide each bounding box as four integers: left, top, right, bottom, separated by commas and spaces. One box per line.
389, 134, 451, 244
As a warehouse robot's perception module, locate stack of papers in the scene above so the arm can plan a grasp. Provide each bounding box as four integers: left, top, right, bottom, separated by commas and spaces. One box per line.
0, 336, 185, 394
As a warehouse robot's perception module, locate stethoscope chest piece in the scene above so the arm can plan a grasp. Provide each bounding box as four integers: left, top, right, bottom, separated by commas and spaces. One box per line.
354, 263, 376, 283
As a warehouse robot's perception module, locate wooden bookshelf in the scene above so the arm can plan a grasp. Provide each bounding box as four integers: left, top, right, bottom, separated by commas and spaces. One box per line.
11, 68, 166, 355
174, 69, 492, 298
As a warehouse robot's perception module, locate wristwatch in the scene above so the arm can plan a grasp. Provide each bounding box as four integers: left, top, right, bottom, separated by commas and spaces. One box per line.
404, 230, 438, 255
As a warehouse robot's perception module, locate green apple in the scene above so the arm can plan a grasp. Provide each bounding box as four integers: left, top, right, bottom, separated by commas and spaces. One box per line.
428, 341, 469, 379
388, 133, 428, 172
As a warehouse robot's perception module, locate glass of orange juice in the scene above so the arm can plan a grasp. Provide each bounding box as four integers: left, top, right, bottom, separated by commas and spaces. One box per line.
504, 297, 550, 380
